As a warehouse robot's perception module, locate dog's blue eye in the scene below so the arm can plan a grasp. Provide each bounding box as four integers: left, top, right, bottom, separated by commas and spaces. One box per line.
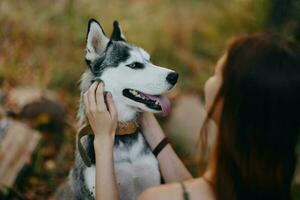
128, 63, 135, 68
126, 62, 144, 69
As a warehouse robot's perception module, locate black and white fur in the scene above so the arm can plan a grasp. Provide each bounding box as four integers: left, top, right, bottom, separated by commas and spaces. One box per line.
56, 19, 178, 200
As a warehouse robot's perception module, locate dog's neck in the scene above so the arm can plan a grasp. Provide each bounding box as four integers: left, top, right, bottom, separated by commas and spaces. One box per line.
114, 100, 140, 135
114, 98, 139, 122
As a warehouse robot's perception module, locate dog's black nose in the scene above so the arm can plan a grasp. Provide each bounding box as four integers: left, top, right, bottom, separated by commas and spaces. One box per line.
166, 72, 179, 85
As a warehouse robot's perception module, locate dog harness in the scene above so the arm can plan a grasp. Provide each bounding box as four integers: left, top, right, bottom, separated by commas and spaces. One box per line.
77, 121, 139, 167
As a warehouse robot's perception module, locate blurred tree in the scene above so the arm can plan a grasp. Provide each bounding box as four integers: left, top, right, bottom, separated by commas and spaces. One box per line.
265, 0, 300, 41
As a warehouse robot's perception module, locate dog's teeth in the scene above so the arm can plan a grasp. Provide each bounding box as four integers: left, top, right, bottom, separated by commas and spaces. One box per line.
155, 101, 159, 105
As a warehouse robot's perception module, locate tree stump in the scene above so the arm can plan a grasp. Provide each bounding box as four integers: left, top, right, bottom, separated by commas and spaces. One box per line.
0, 119, 40, 189
5, 86, 66, 131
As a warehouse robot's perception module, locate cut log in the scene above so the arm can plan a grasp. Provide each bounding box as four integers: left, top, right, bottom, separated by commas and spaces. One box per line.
0, 119, 40, 189
5, 87, 66, 131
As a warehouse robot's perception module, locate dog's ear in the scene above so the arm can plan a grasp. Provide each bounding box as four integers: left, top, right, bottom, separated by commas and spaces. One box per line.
85, 19, 109, 63
110, 20, 126, 42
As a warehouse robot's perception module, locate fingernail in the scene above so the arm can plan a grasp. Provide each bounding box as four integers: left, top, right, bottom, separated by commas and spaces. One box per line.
99, 81, 104, 87
91, 80, 98, 84
91, 78, 104, 85
95, 78, 103, 83
108, 92, 112, 98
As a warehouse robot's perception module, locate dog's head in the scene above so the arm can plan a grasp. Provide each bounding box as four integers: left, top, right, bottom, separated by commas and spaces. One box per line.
81, 19, 178, 122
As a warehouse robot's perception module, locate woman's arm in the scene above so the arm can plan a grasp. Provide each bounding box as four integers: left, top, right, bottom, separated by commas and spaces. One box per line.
140, 112, 192, 182
84, 81, 119, 200
93, 135, 119, 200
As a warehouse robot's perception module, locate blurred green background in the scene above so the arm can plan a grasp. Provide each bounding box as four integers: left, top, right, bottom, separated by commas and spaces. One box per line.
0, 0, 299, 199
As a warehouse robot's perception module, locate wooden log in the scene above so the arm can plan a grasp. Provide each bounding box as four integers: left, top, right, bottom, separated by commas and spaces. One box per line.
0, 119, 40, 189
5, 87, 66, 131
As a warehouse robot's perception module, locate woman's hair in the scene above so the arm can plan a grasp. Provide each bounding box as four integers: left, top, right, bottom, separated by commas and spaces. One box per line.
201, 33, 300, 200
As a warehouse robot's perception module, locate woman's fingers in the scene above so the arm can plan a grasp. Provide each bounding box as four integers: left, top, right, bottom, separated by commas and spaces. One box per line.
83, 91, 89, 114
87, 82, 98, 112
84, 81, 114, 117
95, 82, 106, 111
106, 92, 118, 121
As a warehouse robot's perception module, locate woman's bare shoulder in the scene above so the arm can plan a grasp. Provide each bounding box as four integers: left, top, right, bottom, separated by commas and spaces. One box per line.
138, 178, 214, 200
138, 181, 182, 200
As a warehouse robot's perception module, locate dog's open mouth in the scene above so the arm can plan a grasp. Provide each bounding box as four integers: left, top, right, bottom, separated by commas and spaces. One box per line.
123, 89, 170, 116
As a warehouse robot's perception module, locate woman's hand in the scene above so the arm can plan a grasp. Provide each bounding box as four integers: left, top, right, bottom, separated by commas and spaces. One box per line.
84, 81, 120, 200
83, 81, 118, 143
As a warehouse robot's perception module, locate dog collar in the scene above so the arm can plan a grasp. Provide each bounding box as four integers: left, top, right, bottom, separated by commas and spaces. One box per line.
77, 121, 139, 167
78, 121, 139, 136
116, 121, 139, 135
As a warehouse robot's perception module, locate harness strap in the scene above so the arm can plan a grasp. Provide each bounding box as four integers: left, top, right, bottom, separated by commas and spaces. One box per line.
77, 124, 94, 167
180, 182, 190, 200
77, 121, 140, 167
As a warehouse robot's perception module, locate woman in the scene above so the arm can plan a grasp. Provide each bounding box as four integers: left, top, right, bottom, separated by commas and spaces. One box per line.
83, 33, 300, 200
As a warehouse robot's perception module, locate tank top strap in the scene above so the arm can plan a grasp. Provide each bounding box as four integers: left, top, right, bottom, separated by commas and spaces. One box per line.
180, 182, 190, 200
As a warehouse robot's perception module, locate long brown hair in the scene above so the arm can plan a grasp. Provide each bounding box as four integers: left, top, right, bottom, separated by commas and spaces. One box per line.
201, 33, 300, 200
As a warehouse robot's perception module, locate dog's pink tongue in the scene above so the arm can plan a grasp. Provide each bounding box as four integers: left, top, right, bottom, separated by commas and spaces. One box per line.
143, 94, 171, 117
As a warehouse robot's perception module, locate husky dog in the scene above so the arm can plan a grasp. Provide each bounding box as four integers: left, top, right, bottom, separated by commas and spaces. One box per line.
56, 19, 178, 200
